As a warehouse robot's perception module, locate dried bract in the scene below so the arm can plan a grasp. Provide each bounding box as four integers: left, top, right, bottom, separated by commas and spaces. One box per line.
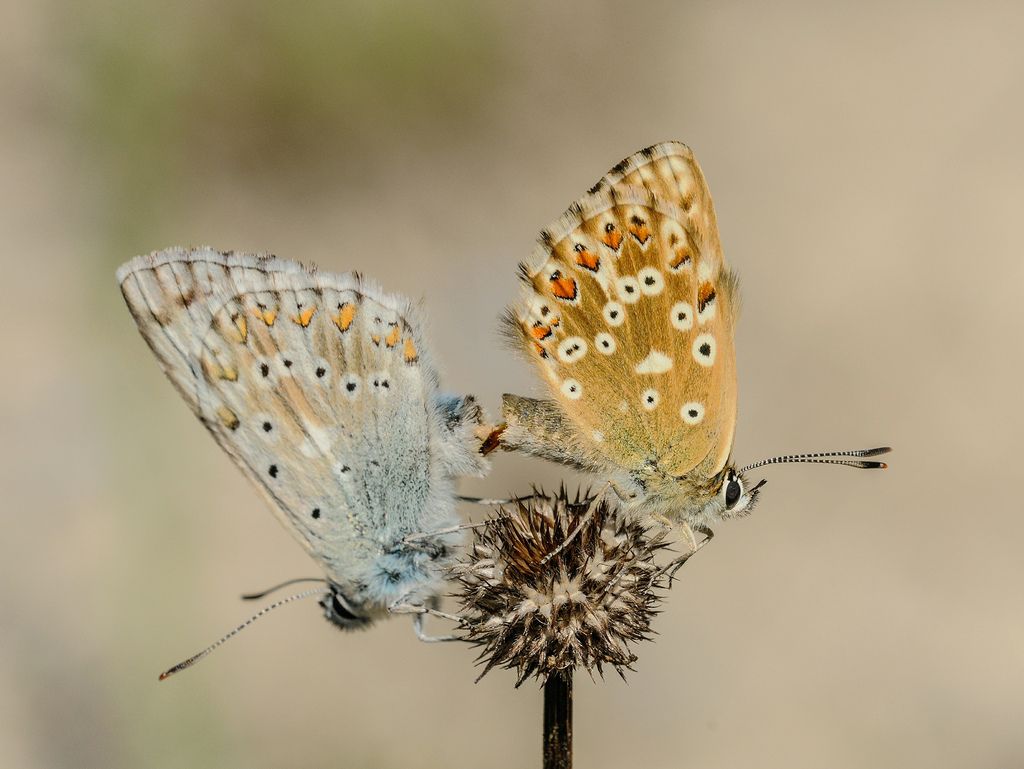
452, 488, 673, 685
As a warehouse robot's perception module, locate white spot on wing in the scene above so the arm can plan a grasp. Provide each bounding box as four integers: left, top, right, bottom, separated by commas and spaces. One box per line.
603, 301, 625, 327
254, 358, 277, 387
341, 373, 361, 399
681, 402, 705, 425
254, 413, 279, 444
670, 302, 694, 332
557, 336, 588, 363
697, 260, 714, 281
592, 430, 604, 443
616, 276, 641, 304
692, 333, 716, 367
561, 378, 583, 400
637, 267, 664, 296
313, 357, 332, 384
641, 389, 660, 410
371, 371, 392, 395
306, 424, 334, 454
594, 332, 616, 355
635, 349, 673, 375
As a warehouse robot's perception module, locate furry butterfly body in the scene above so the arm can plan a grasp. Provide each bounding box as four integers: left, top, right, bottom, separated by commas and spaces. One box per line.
118, 247, 488, 632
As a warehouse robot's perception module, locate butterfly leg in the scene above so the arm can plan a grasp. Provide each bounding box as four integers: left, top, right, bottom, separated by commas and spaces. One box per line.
665, 525, 715, 584
649, 512, 677, 532
389, 596, 463, 643
457, 493, 539, 506
402, 519, 500, 550
411, 614, 460, 643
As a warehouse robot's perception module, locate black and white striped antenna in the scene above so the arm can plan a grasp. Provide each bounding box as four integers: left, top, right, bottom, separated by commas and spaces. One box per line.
740, 447, 891, 474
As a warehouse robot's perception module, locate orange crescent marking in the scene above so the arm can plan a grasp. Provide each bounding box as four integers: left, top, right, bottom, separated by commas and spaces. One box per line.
233, 315, 248, 343
601, 229, 623, 251
550, 276, 578, 301
531, 322, 552, 340
333, 303, 356, 332
403, 337, 419, 363
385, 326, 401, 348
670, 245, 692, 269
628, 223, 650, 244
698, 282, 717, 313
574, 248, 600, 271
293, 306, 317, 327
215, 406, 240, 430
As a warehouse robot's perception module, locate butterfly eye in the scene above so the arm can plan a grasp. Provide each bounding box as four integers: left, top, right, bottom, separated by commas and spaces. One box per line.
725, 478, 742, 509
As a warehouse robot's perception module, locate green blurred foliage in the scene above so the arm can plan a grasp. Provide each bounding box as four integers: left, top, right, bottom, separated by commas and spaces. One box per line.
67, 0, 504, 246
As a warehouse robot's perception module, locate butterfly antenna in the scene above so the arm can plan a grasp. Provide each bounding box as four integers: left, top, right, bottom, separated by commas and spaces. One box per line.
158, 585, 330, 681
740, 447, 891, 474
241, 577, 328, 601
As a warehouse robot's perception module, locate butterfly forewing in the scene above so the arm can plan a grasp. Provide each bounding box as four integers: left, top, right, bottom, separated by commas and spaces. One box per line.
508, 147, 739, 480
119, 248, 458, 595
594, 140, 723, 268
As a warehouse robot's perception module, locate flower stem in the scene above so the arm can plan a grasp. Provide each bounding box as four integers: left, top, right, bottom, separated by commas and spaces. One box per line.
543, 671, 573, 769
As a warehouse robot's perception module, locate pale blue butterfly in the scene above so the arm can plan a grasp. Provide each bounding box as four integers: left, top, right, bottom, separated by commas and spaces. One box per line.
118, 247, 490, 677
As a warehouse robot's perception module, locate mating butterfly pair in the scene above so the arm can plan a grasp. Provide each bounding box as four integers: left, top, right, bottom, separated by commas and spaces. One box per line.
118, 142, 887, 678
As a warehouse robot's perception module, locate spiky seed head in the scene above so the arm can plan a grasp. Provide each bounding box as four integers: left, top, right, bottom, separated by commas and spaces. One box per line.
451, 487, 672, 686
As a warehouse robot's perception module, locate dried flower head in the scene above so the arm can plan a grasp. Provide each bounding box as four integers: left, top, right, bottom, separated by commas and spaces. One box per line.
451, 487, 673, 685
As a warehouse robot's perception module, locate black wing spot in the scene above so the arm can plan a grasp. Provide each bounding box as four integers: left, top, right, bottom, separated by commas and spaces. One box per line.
268, 464, 279, 478
311, 508, 321, 519
262, 421, 272, 432
316, 366, 326, 378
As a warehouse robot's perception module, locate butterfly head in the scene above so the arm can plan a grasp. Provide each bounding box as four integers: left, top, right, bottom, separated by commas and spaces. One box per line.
711, 465, 764, 519
320, 584, 375, 630
648, 446, 891, 528
660, 464, 762, 527
709, 447, 891, 523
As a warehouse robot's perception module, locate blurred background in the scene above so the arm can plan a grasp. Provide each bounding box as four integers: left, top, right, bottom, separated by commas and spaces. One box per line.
3, 1, 1023, 767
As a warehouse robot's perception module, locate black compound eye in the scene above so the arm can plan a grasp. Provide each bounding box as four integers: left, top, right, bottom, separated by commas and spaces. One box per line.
725, 479, 742, 508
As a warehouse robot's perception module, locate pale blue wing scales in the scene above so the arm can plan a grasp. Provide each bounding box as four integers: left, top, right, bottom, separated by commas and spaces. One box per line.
118, 247, 467, 612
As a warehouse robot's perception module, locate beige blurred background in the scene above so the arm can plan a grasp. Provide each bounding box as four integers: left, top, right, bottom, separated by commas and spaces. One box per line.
3, 1, 1023, 767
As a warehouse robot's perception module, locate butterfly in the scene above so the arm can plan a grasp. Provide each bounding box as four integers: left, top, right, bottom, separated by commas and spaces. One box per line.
118, 247, 490, 676
494, 142, 888, 548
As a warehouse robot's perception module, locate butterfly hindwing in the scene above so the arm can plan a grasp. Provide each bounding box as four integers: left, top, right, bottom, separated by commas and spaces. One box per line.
119, 247, 483, 612
506, 145, 738, 480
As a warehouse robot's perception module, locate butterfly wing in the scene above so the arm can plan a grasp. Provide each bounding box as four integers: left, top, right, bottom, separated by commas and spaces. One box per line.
505, 143, 738, 480
119, 247, 481, 611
